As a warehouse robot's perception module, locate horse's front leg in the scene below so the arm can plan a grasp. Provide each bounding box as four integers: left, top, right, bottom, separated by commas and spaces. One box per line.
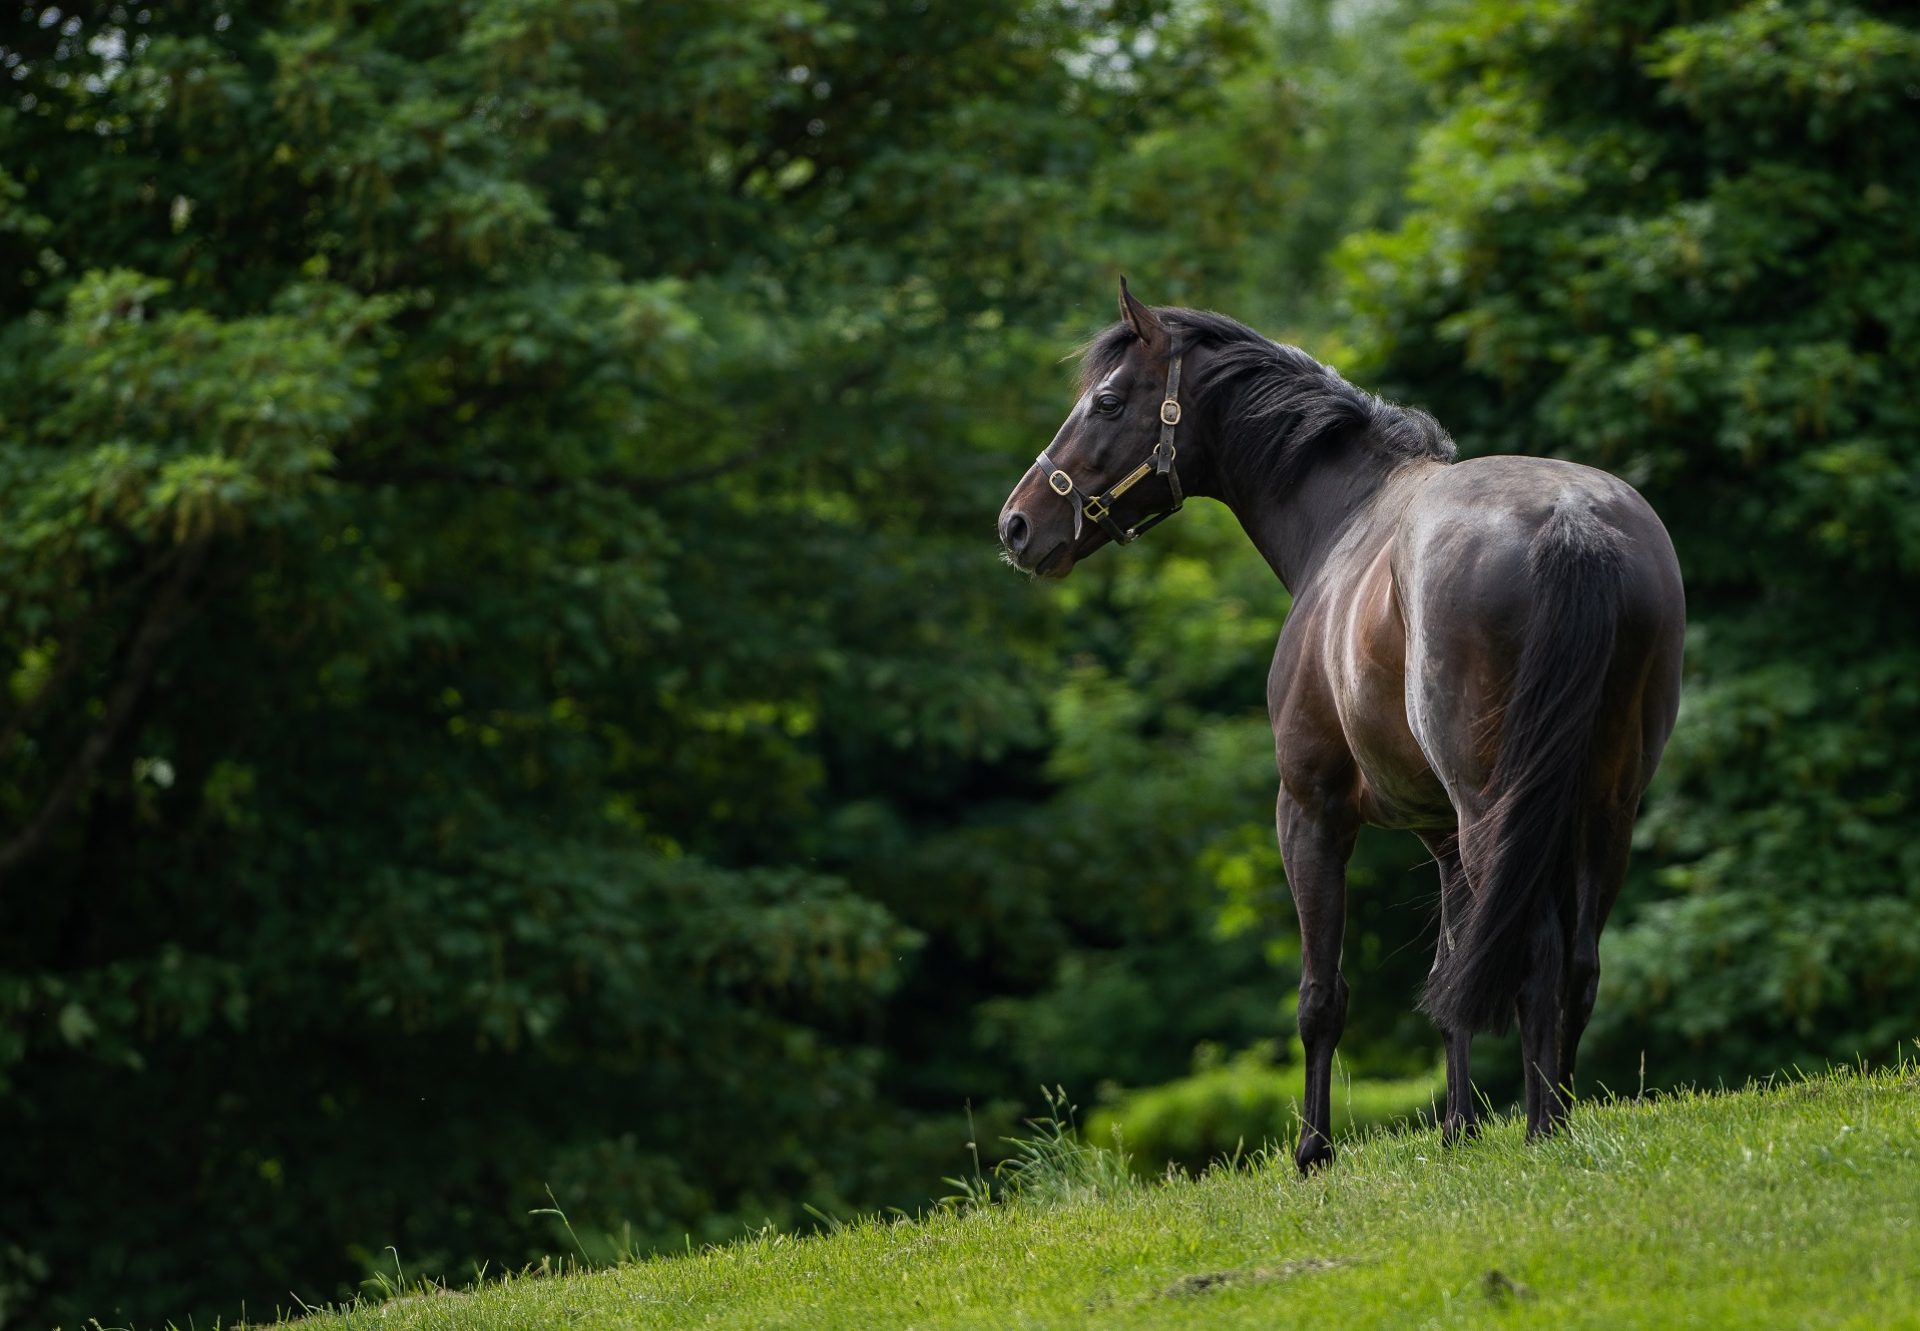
1278, 788, 1356, 1174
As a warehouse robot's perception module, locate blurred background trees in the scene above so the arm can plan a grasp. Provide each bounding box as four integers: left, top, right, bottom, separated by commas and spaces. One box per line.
1, 0, 1915, 1325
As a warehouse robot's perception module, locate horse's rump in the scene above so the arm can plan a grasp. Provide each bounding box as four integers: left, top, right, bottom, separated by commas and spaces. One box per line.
1418, 497, 1630, 1034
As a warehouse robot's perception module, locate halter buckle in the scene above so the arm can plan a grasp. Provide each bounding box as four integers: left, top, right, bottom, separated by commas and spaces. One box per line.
1048, 470, 1073, 496
1159, 399, 1182, 426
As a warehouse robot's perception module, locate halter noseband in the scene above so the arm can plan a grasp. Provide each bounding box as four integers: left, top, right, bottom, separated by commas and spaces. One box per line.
1035, 350, 1186, 546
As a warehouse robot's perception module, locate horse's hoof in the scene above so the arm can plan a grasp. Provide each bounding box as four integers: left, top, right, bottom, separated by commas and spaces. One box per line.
1294, 1136, 1335, 1175
1523, 1102, 1569, 1143
1441, 1114, 1481, 1146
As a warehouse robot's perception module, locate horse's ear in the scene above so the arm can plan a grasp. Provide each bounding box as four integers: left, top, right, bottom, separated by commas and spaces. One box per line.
1118, 276, 1169, 355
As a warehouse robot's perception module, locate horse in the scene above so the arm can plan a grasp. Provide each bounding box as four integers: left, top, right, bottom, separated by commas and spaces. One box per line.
998, 280, 1685, 1173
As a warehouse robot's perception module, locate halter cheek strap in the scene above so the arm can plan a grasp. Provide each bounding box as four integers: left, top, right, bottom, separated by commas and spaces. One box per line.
1035, 350, 1186, 546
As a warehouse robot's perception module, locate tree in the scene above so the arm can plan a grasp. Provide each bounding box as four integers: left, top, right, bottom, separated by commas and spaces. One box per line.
5, 1, 1417, 1323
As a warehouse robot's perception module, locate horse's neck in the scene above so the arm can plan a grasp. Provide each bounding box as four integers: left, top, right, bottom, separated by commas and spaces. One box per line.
1214, 434, 1412, 594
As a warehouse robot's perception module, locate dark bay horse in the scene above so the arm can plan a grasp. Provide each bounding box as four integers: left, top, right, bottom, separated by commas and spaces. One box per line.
999, 281, 1684, 1172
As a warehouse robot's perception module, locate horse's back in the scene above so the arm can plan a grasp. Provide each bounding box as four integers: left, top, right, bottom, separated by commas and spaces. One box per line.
1392, 455, 1685, 811
1401, 456, 1678, 618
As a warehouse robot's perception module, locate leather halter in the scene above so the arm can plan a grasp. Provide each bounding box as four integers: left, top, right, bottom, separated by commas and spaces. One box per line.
1035, 350, 1186, 545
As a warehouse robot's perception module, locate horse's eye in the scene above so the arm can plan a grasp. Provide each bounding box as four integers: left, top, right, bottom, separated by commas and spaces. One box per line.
1095, 393, 1123, 415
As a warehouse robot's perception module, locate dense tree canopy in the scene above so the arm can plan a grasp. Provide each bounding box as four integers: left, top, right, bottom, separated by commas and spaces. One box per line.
3, 0, 1916, 1326
0, 1, 1435, 1324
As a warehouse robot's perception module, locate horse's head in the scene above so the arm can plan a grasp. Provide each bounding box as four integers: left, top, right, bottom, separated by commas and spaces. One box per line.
998, 279, 1187, 577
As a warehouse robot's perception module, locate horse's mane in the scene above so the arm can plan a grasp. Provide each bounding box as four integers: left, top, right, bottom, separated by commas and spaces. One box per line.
1078, 308, 1455, 490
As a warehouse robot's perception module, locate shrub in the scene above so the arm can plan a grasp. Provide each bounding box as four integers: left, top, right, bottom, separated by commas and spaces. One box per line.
1087, 1044, 1442, 1174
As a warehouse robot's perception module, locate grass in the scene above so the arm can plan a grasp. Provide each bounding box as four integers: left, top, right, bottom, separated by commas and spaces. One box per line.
297, 1062, 1920, 1331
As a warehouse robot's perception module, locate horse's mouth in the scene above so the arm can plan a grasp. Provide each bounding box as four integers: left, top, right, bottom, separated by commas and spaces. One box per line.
1032, 543, 1073, 578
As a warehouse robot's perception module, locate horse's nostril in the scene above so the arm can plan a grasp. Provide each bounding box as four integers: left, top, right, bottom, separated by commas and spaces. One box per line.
1002, 511, 1031, 554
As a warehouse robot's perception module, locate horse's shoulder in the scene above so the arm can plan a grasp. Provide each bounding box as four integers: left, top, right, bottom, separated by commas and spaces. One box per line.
1267, 594, 1354, 777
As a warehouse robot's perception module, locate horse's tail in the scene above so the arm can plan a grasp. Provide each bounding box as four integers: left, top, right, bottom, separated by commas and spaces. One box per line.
1423, 504, 1625, 1035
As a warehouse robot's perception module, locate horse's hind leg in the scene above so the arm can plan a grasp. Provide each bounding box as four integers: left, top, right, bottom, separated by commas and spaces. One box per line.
1560, 806, 1635, 1094
1420, 831, 1479, 1143
1278, 789, 1356, 1174
1517, 909, 1569, 1139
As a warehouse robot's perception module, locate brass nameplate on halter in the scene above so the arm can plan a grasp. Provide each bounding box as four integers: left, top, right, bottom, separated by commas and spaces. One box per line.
1107, 462, 1151, 499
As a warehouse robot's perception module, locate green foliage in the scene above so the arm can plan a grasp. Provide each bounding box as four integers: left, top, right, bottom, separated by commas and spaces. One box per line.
0, 1, 1437, 1326
1087, 1043, 1443, 1175
21, 0, 1915, 1324
1338, 0, 1920, 1088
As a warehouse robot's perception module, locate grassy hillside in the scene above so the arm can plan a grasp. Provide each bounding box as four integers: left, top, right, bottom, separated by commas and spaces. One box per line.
299, 1064, 1920, 1330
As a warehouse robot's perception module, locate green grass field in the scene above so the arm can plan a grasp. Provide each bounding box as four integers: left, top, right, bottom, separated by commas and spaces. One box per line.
302, 1064, 1920, 1331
